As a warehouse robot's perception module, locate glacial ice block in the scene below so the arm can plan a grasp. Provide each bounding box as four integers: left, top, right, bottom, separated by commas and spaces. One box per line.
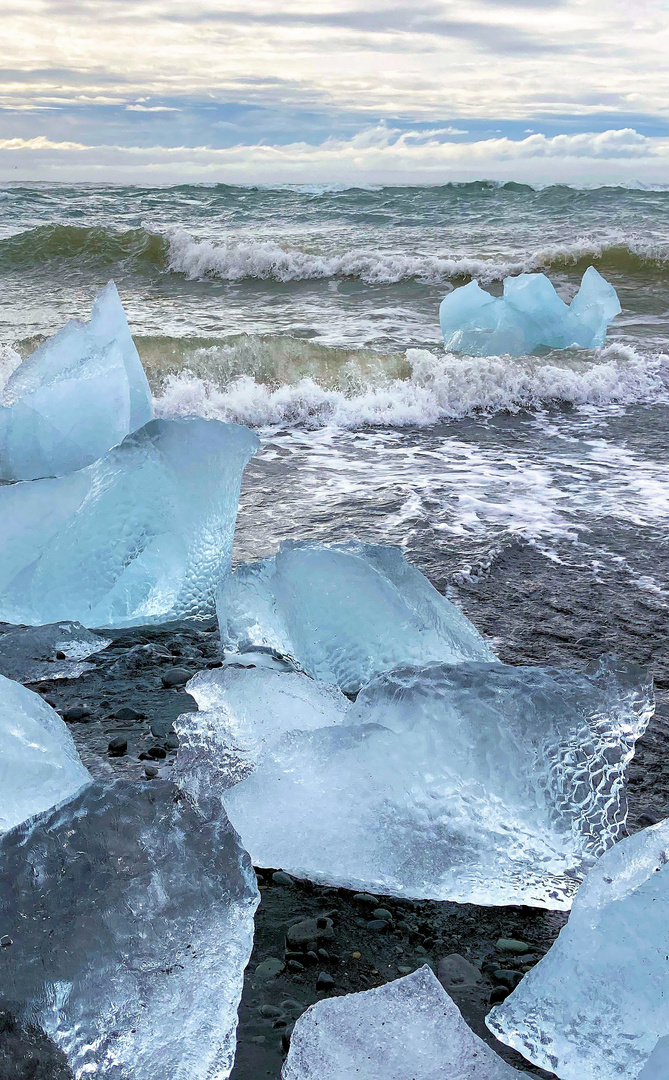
637, 1037, 669, 1080
439, 267, 621, 357
0, 778, 259, 1080
175, 656, 652, 907
0, 281, 154, 481
487, 818, 669, 1080
0, 416, 259, 628
0, 620, 111, 682
217, 541, 495, 693
282, 965, 523, 1080
0, 673, 90, 833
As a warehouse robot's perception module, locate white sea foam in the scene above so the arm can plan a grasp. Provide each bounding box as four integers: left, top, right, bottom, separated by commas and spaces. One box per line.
153, 344, 669, 429
166, 229, 669, 285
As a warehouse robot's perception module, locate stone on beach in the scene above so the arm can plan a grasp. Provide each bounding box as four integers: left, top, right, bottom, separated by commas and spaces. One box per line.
282, 965, 523, 1079
439, 267, 621, 357
0, 778, 259, 1080
0, 281, 154, 481
0, 673, 91, 833
217, 540, 495, 693
487, 818, 669, 1080
0, 416, 259, 628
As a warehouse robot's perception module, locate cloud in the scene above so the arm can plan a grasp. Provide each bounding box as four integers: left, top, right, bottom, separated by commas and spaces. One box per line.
125, 104, 180, 112
1, 125, 666, 185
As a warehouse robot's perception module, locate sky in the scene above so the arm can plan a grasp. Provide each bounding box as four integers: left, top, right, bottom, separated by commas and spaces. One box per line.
3, 0, 669, 184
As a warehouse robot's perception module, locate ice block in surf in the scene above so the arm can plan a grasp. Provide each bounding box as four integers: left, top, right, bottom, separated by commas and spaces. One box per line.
0, 417, 259, 628
0, 281, 154, 480
440, 267, 621, 357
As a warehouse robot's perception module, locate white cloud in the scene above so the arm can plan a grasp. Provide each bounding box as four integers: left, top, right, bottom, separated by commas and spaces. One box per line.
2, 125, 668, 185
125, 104, 180, 112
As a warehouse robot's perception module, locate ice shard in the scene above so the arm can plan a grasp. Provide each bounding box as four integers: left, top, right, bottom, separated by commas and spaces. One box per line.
439, 267, 620, 357
637, 1037, 669, 1080
0, 282, 154, 481
217, 541, 495, 693
0, 674, 90, 833
0, 620, 111, 682
175, 655, 652, 907
487, 819, 669, 1080
0, 417, 259, 628
282, 965, 523, 1080
0, 778, 259, 1080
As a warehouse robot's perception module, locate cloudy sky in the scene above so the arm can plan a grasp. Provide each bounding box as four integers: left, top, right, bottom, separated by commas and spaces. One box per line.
3, 0, 669, 184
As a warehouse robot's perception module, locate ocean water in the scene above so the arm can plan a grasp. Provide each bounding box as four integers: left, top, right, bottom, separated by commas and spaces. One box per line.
1, 181, 669, 670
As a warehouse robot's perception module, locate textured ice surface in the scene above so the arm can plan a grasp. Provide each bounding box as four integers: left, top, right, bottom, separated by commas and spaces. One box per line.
0, 417, 259, 628
440, 267, 621, 357
637, 1037, 669, 1080
487, 818, 669, 1079
282, 965, 523, 1080
0, 674, 90, 833
175, 655, 652, 907
0, 282, 154, 480
0, 778, 259, 1080
218, 541, 495, 692
0, 621, 111, 682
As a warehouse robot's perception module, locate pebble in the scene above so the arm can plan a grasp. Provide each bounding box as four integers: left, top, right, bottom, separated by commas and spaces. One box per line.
304, 951, 318, 966
316, 972, 335, 991
489, 985, 511, 1005
147, 745, 167, 760
287, 959, 304, 973
372, 908, 393, 922
367, 919, 391, 932
437, 954, 482, 989
251, 1036, 266, 1045
351, 951, 361, 959
281, 1026, 294, 1053
272, 871, 294, 886
259, 1004, 284, 1018
161, 667, 191, 688
353, 892, 378, 906
286, 918, 334, 949
113, 706, 144, 722
281, 1000, 303, 1013
62, 705, 92, 723
398, 965, 414, 974
492, 968, 524, 991
144, 764, 160, 779
164, 732, 180, 750
496, 938, 530, 955
0, 936, 12, 948
254, 958, 284, 979
55, 649, 67, 660
107, 736, 128, 757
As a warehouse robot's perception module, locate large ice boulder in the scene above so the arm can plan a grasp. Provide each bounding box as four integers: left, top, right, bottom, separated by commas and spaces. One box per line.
0, 778, 259, 1080
0, 673, 91, 833
0, 416, 259, 628
0, 281, 154, 480
487, 818, 669, 1079
217, 541, 495, 693
439, 267, 621, 357
175, 655, 652, 907
0, 620, 111, 682
282, 965, 523, 1080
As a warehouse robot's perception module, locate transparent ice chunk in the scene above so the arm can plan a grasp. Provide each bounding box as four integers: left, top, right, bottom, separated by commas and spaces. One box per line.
439, 267, 621, 357
217, 541, 495, 693
0, 673, 91, 833
0, 620, 111, 682
487, 818, 669, 1080
282, 965, 523, 1080
0, 778, 259, 1080
637, 1037, 669, 1080
0, 282, 154, 480
0, 417, 259, 628
175, 656, 652, 907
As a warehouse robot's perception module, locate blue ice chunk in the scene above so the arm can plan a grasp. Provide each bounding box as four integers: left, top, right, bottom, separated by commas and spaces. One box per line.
638, 1037, 669, 1080
217, 541, 496, 692
487, 818, 669, 1079
440, 267, 620, 356
0, 673, 91, 833
0, 281, 154, 480
0, 417, 259, 628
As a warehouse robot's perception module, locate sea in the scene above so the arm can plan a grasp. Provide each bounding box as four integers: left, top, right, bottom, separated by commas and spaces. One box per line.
1, 181, 668, 706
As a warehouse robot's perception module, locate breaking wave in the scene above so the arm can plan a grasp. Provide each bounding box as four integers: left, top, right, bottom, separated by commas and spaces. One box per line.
153, 343, 669, 429
4, 224, 669, 285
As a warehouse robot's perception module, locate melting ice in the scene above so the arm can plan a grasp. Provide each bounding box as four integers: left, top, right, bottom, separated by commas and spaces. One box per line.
440, 267, 621, 357
0, 282, 154, 480
0, 621, 111, 682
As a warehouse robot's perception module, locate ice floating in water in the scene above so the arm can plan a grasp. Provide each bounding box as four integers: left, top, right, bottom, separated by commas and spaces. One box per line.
0, 673, 90, 833
0, 417, 259, 628
440, 267, 621, 357
282, 965, 523, 1080
0, 281, 154, 480
0, 620, 111, 682
0, 778, 259, 1080
175, 655, 652, 907
217, 541, 495, 693
487, 818, 669, 1079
